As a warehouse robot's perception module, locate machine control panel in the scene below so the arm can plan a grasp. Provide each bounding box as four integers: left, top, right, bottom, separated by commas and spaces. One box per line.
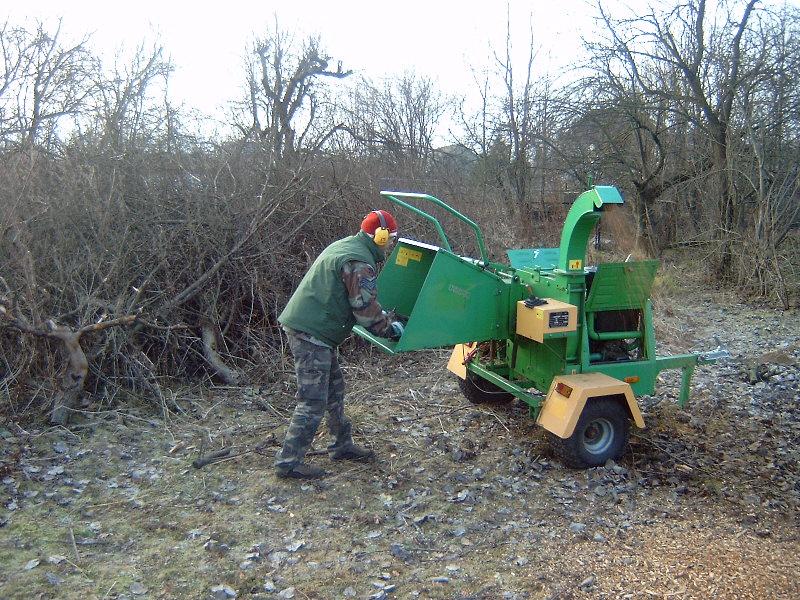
516, 299, 578, 342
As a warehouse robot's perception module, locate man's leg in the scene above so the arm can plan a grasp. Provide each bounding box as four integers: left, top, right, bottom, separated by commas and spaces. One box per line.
275, 335, 331, 476
325, 351, 351, 452
326, 351, 374, 461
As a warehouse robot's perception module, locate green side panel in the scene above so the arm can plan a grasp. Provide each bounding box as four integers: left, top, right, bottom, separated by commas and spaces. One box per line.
395, 252, 509, 350
511, 337, 569, 394
366, 239, 510, 352
584, 260, 659, 312
506, 248, 559, 270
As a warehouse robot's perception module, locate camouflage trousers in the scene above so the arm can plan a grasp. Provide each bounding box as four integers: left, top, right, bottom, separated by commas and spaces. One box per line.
274, 332, 353, 472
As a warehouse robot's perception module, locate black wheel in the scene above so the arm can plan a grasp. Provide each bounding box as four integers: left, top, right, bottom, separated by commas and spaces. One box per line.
546, 397, 630, 468
457, 372, 514, 404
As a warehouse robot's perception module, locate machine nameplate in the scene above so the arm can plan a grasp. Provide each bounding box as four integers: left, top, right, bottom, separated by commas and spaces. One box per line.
549, 311, 569, 328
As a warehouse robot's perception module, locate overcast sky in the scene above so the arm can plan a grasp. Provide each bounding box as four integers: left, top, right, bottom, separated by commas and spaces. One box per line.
10, 0, 799, 136
6, 0, 598, 121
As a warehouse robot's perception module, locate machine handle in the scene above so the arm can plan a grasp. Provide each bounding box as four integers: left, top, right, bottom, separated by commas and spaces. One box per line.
380, 191, 489, 265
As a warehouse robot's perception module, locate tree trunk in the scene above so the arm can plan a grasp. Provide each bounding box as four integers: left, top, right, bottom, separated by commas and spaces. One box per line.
201, 322, 241, 385
48, 324, 88, 425
712, 132, 735, 279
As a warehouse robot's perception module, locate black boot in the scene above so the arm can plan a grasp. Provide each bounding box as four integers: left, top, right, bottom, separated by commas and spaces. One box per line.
276, 463, 327, 479
329, 443, 375, 462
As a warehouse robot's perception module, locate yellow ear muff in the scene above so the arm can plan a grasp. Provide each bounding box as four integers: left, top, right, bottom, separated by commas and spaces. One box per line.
372, 210, 390, 246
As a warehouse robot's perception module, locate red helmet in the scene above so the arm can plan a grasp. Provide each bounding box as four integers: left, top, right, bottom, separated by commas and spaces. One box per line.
360, 210, 398, 246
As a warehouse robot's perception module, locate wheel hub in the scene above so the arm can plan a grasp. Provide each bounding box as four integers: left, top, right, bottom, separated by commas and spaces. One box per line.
583, 417, 614, 455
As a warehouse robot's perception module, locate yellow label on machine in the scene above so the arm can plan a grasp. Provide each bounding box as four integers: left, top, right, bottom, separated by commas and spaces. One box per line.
396, 247, 422, 267
568, 259, 582, 270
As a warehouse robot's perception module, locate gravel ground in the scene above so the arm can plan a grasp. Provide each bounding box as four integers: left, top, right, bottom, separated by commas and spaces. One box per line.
1, 285, 798, 599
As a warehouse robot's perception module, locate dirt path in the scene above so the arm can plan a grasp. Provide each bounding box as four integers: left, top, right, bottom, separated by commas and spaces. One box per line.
1, 288, 798, 599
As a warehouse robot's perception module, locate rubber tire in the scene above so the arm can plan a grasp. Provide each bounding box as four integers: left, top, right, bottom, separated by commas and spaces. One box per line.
546, 397, 630, 468
457, 372, 514, 404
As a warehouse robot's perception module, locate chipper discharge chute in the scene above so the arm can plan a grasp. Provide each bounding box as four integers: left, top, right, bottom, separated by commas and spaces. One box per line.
353, 187, 727, 468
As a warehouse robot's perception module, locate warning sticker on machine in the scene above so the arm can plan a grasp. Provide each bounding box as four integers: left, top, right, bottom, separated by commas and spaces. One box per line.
549, 311, 569, 328
396, 247, 423, 267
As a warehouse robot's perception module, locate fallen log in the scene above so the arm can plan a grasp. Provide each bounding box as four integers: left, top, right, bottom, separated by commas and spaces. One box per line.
0, 300, 138, 425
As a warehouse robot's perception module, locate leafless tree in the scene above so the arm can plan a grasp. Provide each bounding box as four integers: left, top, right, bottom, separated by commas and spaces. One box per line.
455, 10, 553, 241
0, 19, 93, 149
736, 6, 800, 307
494, 12, 537, 227
595, 0, 763, 276
236, 23, 351, 171
342, 73, 447, 181
90, 42, 172, 153
559, 68, 704, 254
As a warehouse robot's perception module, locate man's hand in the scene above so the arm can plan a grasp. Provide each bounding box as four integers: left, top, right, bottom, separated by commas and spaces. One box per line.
390, 321, 405, 340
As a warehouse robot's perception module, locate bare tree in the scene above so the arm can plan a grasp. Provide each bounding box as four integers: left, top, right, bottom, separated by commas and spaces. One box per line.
560, 66, 705, 254
595, 0, 763, 276
91, 42, 172, 153
0, 22, 29, 142
342, 73, 446, 180
736, 6, 800, 307
454, 9, 546, 240
237, 23, 350, 170
0, 19, 93, 149
494, 12, 537, 228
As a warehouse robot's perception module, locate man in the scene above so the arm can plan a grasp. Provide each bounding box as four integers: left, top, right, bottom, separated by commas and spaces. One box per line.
275, 209, 405, 479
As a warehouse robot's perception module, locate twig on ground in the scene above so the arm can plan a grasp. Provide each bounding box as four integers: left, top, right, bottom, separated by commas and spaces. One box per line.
102, 581, 118, 599
479, 408, 511, 433
68, 527, 80, 563
192, 447, 233, 468
392, 404, 473, 424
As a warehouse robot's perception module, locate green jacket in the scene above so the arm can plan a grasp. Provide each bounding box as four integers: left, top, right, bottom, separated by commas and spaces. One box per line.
278, 232, 385, 347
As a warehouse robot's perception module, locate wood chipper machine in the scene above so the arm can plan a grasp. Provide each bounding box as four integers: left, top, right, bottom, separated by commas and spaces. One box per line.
353, 186, 727, 468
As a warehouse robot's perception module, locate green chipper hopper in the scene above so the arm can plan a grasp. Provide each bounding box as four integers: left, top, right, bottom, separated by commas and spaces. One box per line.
354, 187, 727, 468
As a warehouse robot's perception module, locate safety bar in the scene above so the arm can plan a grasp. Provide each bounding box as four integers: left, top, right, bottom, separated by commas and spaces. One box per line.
380, 191, 489, 265
654, 345, 728, 406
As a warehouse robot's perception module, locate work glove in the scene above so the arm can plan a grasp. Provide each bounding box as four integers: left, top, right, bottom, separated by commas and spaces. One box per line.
390, 321, 405, 340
